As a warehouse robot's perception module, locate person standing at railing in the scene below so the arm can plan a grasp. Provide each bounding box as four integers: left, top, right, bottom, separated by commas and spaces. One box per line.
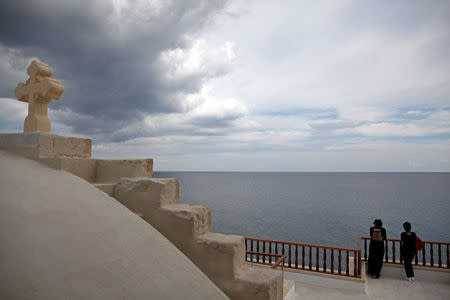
401, 222, 416, 282
368, 219, 386, 279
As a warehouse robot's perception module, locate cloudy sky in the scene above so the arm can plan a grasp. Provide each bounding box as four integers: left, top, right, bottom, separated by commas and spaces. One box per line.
0, 0, 449, 171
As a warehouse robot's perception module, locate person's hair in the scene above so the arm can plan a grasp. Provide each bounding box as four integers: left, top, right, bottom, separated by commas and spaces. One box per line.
374, 219, 382, 228
403, 222, 412, 232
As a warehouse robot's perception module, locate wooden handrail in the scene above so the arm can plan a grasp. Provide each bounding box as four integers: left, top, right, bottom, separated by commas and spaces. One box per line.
359, 236, 449, 269
360, 237, 450, 245
245, 237, 362, 278
245, 237, 361, 252
246, 251, 286, 269
273, 255, 286, 269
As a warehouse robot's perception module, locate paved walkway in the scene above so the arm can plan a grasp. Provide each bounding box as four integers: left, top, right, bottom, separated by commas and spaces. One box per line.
284, 264, 450, 299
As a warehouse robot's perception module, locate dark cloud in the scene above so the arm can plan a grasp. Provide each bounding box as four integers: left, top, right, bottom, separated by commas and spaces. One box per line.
0, 0, 230, 139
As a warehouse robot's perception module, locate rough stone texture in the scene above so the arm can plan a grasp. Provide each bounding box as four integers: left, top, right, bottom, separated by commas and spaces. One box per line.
40, 157, 96, 182
114, 177, 283, 300
115, 178, 179, 209
0, 133, 91, 160
0, 150, 229, 300
193, 233, 245, 280
232, 265, 284, 300
39, 158, 153, 186
95, 159, 153, 182
14, 60, 64, 132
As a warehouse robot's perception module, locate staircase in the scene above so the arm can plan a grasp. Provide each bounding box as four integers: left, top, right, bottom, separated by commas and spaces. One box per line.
113, 178, 283, 299
35, 153, 282, 299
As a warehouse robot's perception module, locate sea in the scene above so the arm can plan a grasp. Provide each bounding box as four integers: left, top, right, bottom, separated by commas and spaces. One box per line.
153, 172, 450, 249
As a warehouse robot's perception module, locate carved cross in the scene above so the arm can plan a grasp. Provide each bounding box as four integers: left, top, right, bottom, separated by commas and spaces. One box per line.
14, 60, 64, 132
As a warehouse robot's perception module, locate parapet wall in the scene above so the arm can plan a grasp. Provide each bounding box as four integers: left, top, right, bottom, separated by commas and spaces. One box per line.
0, 132, 92, 159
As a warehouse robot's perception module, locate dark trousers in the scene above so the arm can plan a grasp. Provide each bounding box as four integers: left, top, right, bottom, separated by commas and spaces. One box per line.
368, 241, 384, 276
403, 251, 415, 278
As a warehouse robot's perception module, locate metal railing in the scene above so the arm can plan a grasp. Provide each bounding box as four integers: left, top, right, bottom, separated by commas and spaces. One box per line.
245, 237, 362, 278
360, 237, 450, 269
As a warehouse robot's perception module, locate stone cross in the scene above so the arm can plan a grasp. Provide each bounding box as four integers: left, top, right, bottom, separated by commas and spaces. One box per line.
14, 60, 64, 132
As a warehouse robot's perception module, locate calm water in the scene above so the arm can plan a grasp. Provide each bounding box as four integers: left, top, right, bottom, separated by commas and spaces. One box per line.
154, 172, 450, 249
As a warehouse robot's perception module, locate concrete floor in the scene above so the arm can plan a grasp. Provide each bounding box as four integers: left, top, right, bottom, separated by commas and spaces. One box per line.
284, 264, 450, 300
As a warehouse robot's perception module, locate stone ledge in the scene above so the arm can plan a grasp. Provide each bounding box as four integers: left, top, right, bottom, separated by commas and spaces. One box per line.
0, 132, 91, 159
95, 159, 153, 182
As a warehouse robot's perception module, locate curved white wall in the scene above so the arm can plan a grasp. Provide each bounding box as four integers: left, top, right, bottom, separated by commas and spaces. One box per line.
0, 150, 229, 300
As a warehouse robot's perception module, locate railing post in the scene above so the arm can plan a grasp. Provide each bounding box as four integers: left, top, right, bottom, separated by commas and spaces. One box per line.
447, 244, 449, 269
430, 243, 434, 267
438, 244, 442, 267
358, 251, 362, 277
295, 245, 298, 269
302, 246, 305, 270
288, 244, 292, 268
346, 251, 349, 276
263, 241, 266, 264
309, 247, 312, 271
331, 249, 334, 274
269, 242, 272, 264
245, 239, 248, 261
316, 247, 319, 271
353, 251, 357, 276
392, 240, 396, 263
423, 243, 426, 266
338, 250, 342, 275
364, 239, 367, 260
256, 240, 260, 263
323, 248, 327, 273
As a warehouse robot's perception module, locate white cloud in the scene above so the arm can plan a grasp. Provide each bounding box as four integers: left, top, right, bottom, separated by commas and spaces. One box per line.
0, 98, 27, 122
158, 39, 237, 85
143, 85, 249, 134
336, 109, 450, 137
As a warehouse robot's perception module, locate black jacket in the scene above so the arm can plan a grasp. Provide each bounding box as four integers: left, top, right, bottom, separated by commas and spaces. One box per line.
401, 232, 416, 255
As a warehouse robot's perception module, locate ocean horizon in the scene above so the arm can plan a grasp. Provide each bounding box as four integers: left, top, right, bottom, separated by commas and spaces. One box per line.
154, 171, 450, 249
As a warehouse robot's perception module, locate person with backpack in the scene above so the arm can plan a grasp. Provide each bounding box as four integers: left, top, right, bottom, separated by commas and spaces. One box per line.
368, 219, 386, 278
401, 222, 420, 282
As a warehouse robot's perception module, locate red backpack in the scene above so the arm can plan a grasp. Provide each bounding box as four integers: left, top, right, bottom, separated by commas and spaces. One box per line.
415, 234, 424, 251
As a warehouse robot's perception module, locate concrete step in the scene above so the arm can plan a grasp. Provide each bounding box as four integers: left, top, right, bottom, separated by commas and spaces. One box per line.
137, 204, 212, 254
231, 264, 284, 300
110, 177, 283, 299
40, 157, 96, 182
160, 204, 211, 238
95, 159, 153, 182
193, 232, 245, 281
39, 158, 153, 183
93, 183, 116, 196
114, 178, 179, 212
